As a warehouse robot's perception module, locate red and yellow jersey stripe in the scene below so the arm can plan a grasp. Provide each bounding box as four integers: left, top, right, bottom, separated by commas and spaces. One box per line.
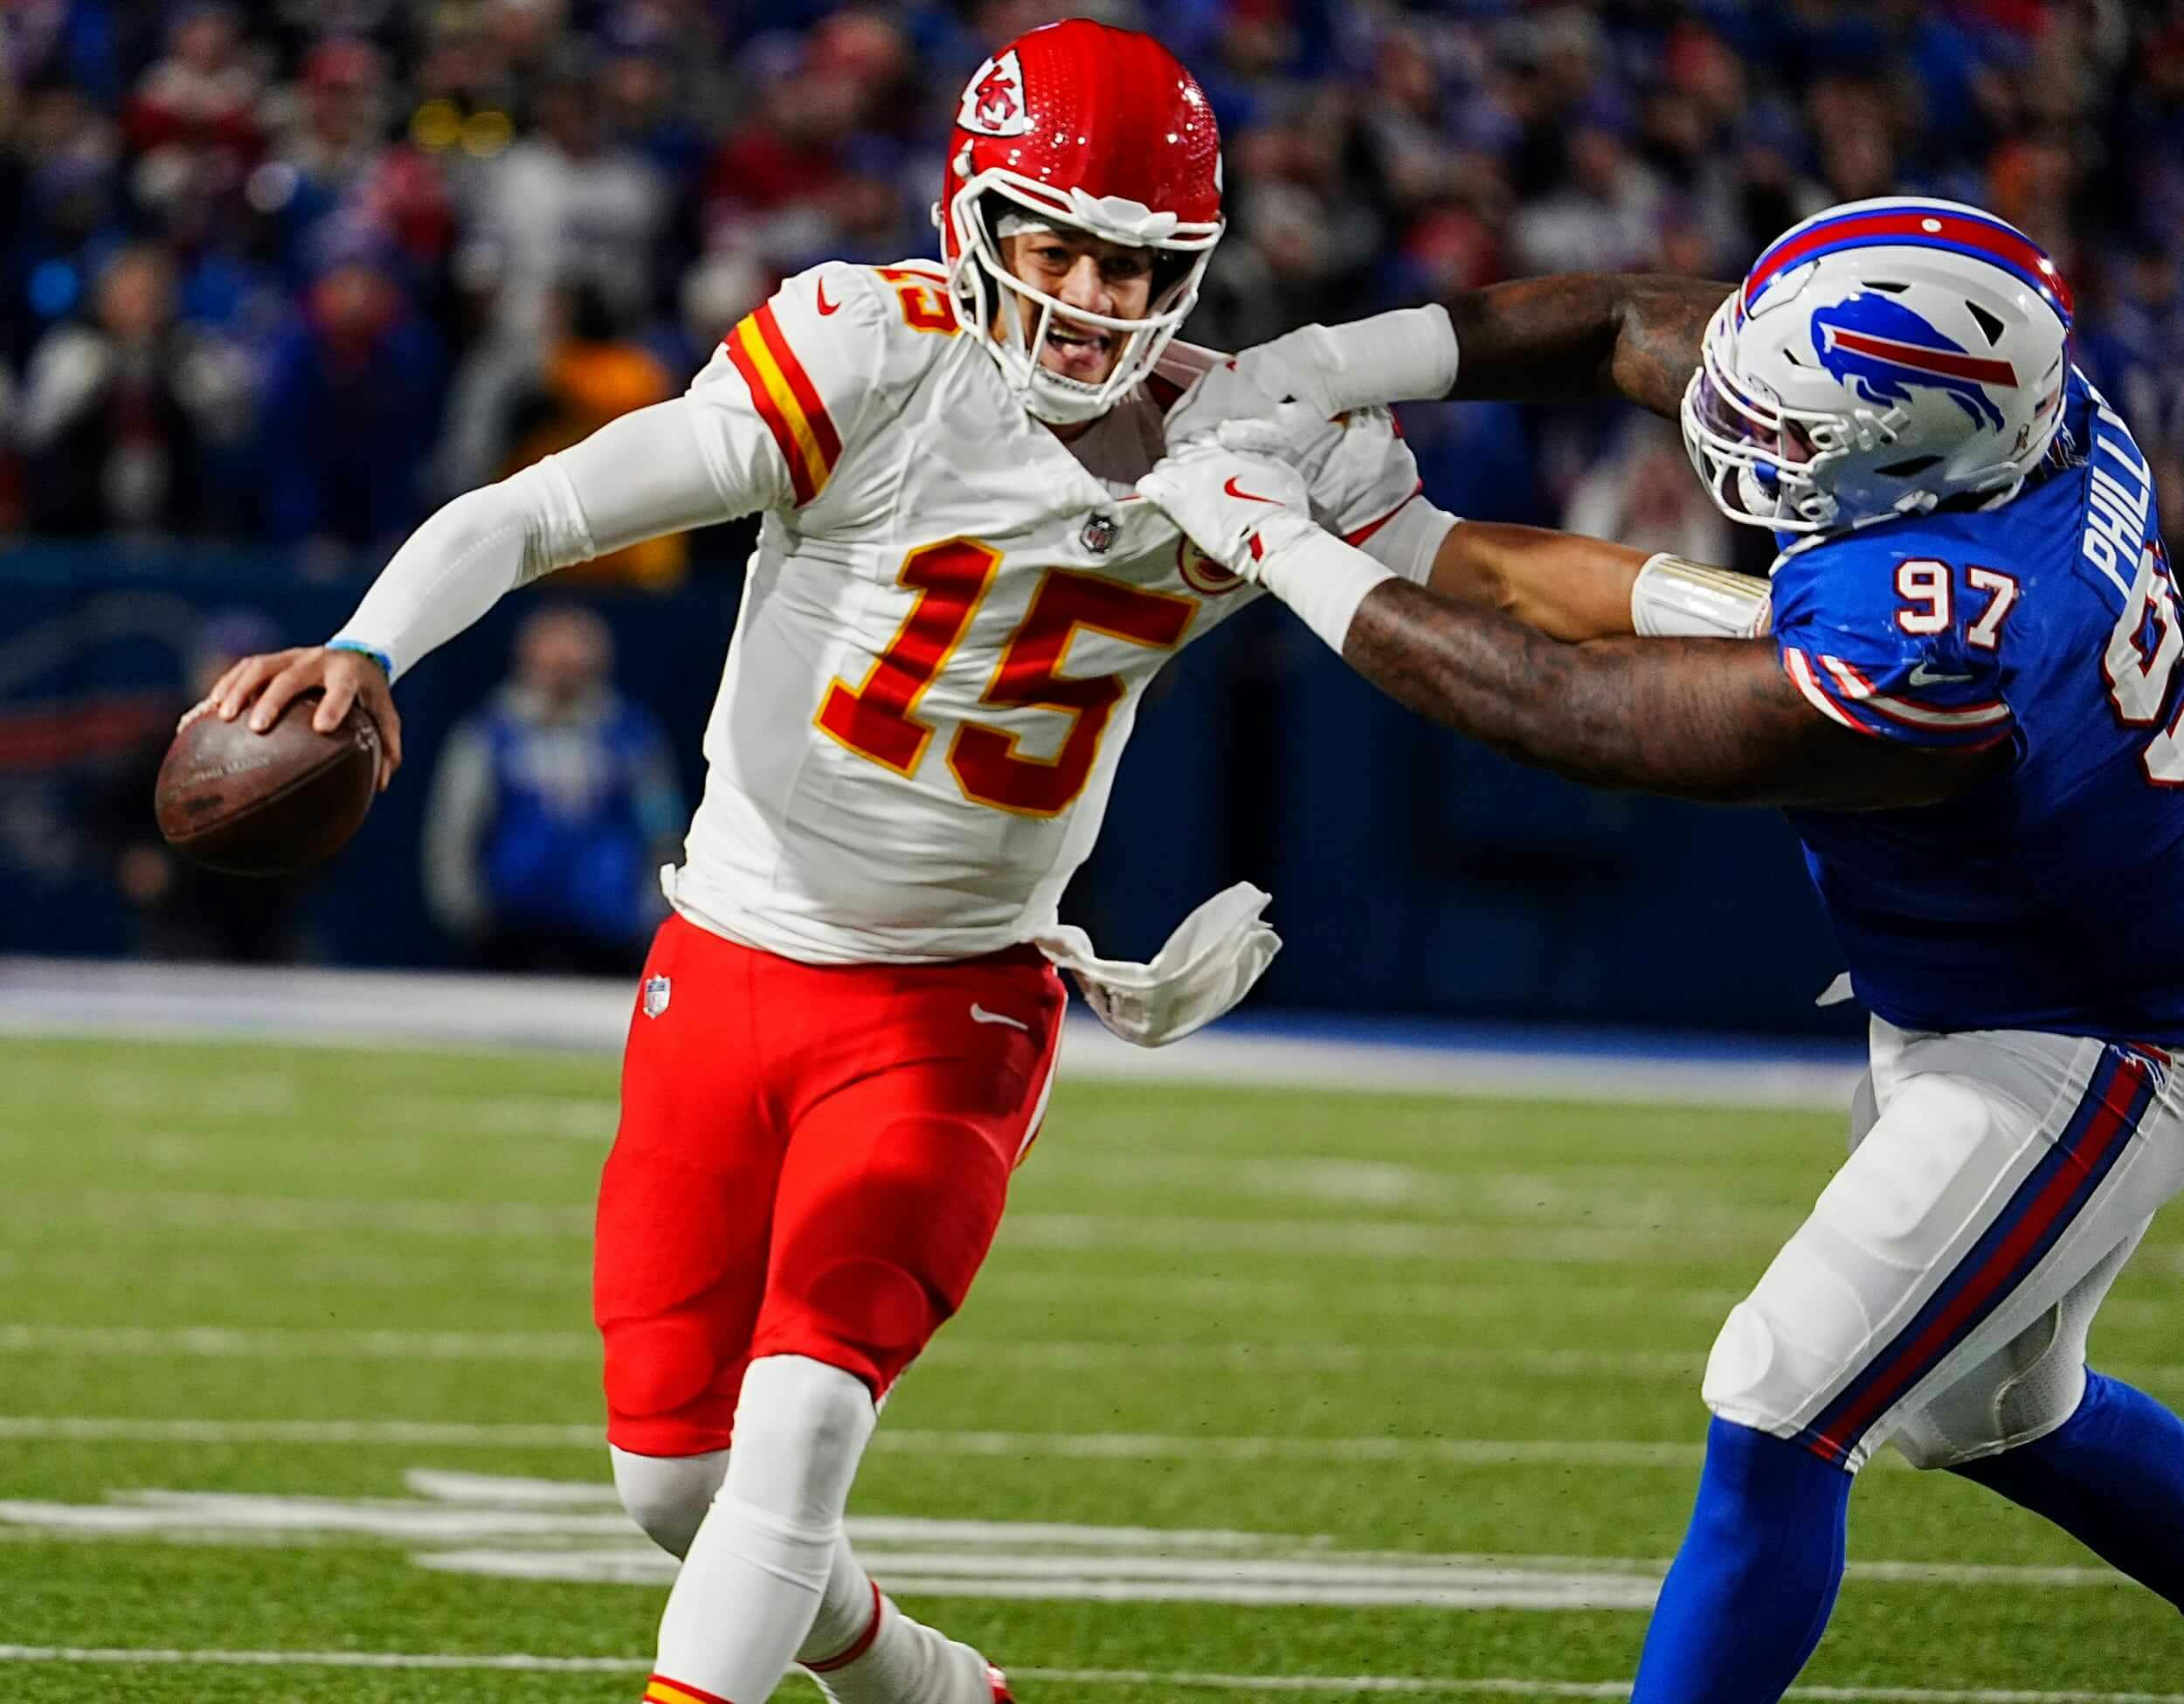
723, 300, 844, 506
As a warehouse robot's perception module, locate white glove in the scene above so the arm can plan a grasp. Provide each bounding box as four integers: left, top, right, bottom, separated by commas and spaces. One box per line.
1033, 883, 1281, 1047
1136, 440, 1316, 583
1165, 306, 1460, 445
1138, 441, 1398, 652
1194, 400, 1349, 484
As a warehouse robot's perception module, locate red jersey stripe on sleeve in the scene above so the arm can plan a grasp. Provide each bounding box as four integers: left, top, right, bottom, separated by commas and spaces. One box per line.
750, 301, 844, 472
723, 317, 819, 505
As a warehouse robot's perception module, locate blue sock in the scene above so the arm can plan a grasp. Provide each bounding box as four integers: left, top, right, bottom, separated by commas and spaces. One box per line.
1630, 1418, 1853, 1704
1950, 1371, 2184, 1609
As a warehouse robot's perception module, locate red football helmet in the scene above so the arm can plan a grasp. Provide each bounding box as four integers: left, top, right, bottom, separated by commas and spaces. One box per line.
937, 20, 1224, 424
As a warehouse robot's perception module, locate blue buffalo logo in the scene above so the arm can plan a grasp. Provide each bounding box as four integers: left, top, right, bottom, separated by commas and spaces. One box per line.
1810, 294, 2015, 431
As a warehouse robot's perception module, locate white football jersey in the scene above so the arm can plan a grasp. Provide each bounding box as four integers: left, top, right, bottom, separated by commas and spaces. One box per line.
668, 258, 1455, 963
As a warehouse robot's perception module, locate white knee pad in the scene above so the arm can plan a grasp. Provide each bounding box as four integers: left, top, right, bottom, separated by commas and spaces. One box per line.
1892, 1225, 2143, 1469
1702, 1071, 2003, 1466
612, 1445, 729, 1558
723, 1354, 877, 1527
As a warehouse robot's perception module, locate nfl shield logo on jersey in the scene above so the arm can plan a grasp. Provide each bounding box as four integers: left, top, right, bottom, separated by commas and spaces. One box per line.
1080, 513, 1118, 555
641, 976, 671, 1019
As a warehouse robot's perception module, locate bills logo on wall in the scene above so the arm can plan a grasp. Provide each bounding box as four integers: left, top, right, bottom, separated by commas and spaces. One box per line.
960, 49, 1030, 136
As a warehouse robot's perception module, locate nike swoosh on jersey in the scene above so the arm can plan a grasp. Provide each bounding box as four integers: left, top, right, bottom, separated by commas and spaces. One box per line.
970, 1003, 1030, 1031
1222, 477, 1280, 503
816, 280, 840, 315
1907, 661, 1977, 686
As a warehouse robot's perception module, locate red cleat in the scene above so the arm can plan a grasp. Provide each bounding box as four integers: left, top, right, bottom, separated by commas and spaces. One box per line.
987, 1664, 1016, 1702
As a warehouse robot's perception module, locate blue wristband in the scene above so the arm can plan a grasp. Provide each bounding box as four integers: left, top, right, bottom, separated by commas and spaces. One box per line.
327, 639, 394, 682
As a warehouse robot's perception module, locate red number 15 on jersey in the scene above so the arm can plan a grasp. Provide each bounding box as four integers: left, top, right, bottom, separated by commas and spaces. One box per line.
816, 538, 1196, 818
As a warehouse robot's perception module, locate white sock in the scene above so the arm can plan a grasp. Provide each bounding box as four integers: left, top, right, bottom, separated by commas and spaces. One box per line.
800, 1534, 995, 1704
648, 1356, 875, 1703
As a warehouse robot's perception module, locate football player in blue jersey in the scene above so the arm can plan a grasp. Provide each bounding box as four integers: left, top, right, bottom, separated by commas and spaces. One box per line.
1143, 198, 2184, 1700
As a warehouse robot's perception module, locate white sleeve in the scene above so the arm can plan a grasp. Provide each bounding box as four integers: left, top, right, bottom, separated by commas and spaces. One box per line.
330, 397, 736, 682
332, 259, 907, 682
1356, 495, 1459, 586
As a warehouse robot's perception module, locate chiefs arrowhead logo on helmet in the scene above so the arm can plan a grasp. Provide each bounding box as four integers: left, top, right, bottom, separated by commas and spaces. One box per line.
959, 49, 1030, 137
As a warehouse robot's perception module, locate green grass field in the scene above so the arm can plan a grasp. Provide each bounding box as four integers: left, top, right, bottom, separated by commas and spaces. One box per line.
2, 1031, 2180, 1702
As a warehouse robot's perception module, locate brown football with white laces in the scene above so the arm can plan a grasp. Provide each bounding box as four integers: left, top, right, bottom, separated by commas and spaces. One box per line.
155, 691, 379, 875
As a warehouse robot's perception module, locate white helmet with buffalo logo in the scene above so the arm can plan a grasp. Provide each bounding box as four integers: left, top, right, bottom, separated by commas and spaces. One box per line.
1682, 197, 2074, 535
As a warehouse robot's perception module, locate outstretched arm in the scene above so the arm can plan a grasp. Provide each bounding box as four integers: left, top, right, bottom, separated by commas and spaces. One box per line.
1444, 274, 1733, 417
1424, 523, 1767, 645
1137, 446, 1998, 813
1185, 274, 1733, 428
1341, 578, 1989, 810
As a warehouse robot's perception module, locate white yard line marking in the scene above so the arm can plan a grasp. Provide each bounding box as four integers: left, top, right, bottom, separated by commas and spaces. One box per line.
985, 1273, 1749, 1314
0, 1325, 598, 1361
0, 1478, 2136, 1612
0, 1195, 1783, 1259
0, 1324, 1714, 1377
0, 1648, 2172, 1702
0, 1414, 1697, 1463
0, 1418, 604, 1447
7, 1328, 2171, 1397
2, 1474, 2125, 1597
1001, 1215, 1780, 1262
4, 1192, 590, 1239
871, 1430, 1703, 1466
0, 1645, 645, 1675
418, 1549, 1665, 1610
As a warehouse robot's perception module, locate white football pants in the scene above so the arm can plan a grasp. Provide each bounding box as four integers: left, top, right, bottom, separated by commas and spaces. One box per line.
1703, 1017, 2184, 1473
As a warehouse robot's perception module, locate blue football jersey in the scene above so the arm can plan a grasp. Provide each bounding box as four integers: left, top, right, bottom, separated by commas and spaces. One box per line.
1770, 367, 2184, 1041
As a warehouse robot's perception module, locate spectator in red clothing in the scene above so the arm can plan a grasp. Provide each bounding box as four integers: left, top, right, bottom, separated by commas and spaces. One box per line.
123, 3, 262, 197
702, 49, 854, 225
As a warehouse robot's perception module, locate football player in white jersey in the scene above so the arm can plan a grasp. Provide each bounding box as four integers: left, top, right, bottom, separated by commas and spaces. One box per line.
202, 21, 1764, 1704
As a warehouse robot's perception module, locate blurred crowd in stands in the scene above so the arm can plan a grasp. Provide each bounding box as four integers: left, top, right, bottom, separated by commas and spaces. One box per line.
5, 0, 2184, 576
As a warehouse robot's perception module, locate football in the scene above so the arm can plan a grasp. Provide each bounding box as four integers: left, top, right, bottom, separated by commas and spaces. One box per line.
154, 692, 381, 876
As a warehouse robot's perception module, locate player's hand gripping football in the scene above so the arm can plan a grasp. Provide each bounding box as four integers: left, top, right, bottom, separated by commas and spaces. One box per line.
204, 645, 403, 791
1137, 441, 1316, 584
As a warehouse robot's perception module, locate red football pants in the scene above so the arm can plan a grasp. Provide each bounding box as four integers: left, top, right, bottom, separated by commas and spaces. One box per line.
594, 913, 1066, 1456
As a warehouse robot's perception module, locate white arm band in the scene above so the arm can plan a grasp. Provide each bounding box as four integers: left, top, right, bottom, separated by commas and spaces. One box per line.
1629, 552, 1772, 639
1253, 514, 1397, 654
332, 398, 734, 682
